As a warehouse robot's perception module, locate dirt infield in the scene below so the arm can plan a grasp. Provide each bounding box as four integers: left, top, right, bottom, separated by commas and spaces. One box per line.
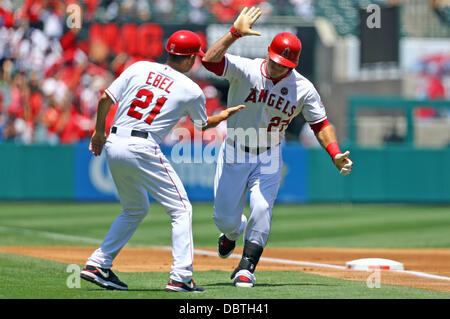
1, 246, 449, 293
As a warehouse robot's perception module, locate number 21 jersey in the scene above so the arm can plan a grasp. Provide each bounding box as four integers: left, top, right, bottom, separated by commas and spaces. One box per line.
104, 61, 208, 145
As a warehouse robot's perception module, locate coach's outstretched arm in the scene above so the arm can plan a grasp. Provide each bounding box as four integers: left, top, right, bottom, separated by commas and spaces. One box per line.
201, 104, 246, 131
202, 6, 261, 63
311, 120, 354, 175
89, 92, 114, 156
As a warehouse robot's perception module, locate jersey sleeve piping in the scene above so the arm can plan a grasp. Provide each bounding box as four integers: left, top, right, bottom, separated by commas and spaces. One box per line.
307, 114, 328, 124
105, 88, 118, 104
223, 56, 229, 77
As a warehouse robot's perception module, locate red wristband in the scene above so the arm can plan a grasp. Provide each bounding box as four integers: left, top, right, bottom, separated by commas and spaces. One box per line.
230, 26, 242, 38
325, 142, 341, 160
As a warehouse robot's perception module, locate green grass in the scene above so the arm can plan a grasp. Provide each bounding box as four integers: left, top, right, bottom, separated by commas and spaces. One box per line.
269, 204, 450, 248
0, 202, 449, 299
0, 202, 449, 248
0, 253, 448, 299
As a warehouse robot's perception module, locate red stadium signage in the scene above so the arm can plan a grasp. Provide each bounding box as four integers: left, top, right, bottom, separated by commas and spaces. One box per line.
89, 23, 164, 59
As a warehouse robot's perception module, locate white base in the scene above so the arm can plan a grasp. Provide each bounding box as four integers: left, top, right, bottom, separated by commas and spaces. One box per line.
345, 258, 404, 271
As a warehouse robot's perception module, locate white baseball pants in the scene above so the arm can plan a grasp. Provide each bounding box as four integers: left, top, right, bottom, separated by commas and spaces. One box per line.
86, 127, 194, 283
213, 139, 282, 248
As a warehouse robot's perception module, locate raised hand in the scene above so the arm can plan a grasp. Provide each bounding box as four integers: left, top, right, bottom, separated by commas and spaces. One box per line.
233, 7, 262, 36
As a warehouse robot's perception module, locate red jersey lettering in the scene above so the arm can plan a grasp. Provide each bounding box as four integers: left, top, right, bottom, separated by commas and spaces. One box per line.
274, 96, 284, 110
267, 93, 276, 107
244, 88, 257, 103
258, 89, 268, 103
159, 77, 168, 90
288, 105, 296, 117
164, 80, 173, 93
146, 71, 174, 93
153, 74, 163, 87
282, 100, 290, 114
146, 71, 155, 85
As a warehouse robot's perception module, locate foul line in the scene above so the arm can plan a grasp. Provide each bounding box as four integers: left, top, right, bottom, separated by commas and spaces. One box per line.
392, 270, 450, 282
194, 249, 450, 282
1, 225, 449, 282
194, 248, 346, 269
0, 225, 103, 245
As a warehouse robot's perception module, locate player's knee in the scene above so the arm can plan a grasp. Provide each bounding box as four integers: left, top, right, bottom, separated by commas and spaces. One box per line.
213, 214, 241, 234
122, 208, 148, 221
165, 201, 192, 217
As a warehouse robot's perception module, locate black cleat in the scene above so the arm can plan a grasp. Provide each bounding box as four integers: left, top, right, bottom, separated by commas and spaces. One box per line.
218, 233, 236, 258
165, 279, 205, 293
80, 265, 128, 290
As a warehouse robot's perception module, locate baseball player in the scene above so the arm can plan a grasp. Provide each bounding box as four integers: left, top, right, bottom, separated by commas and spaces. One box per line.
201, 7, 353, 287
80, 30, 244, 292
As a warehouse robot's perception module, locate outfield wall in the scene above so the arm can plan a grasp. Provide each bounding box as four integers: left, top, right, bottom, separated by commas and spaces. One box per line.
307, 146, 450, 203
1, 142, 449, 203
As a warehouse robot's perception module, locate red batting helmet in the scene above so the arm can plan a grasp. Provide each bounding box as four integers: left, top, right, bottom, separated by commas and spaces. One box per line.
268, 32, 302, 68
166, 30, 205, 57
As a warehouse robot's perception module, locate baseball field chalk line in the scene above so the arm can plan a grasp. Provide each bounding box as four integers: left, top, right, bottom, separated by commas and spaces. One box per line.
1, 225, 449, 282
194, 248, 345, 269
0, 225, 103, 245
193, 248, 450, 282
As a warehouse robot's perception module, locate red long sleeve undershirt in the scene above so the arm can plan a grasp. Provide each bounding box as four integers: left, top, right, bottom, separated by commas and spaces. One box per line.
201, 57, 226, 76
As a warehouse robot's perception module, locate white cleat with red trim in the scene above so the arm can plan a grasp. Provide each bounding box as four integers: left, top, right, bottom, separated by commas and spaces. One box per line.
233, 269, 256, 288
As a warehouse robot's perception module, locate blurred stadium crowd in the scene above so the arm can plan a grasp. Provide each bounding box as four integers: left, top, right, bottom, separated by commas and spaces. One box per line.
0, 0, 448, 145
0, 0, 315, 145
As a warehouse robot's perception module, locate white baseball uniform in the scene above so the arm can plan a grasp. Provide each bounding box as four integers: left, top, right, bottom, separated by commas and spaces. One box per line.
86, 61, 207, 284
207, 54, 326, 248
